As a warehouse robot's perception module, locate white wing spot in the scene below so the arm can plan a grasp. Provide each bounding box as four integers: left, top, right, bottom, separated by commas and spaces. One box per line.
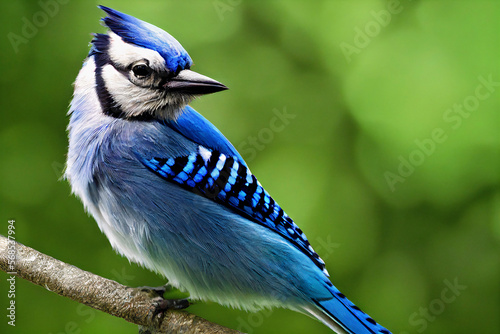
198, 146, 212, 162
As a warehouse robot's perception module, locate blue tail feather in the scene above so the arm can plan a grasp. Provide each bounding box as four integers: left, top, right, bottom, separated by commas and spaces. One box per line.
307, 284, 391, 334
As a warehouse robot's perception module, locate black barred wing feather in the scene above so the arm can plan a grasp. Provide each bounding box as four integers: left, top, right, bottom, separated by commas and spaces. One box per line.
139, 146, 328, 276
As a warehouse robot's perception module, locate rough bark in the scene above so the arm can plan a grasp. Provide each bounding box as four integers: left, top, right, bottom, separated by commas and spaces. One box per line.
0, 234, 242, 334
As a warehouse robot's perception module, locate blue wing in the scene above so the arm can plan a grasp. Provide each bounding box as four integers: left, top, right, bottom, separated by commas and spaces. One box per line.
165, 106, 246, 166
136, 109, 391, 334
138, 144, 328, 276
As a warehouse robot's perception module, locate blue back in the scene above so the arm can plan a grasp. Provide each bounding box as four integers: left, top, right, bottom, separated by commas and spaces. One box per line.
165, 106, 246, 166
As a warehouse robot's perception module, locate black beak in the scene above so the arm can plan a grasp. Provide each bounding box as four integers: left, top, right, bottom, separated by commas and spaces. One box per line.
163, 69, 228, 95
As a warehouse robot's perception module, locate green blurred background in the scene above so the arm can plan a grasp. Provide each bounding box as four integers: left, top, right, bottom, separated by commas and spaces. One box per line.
1, 1, 499, 333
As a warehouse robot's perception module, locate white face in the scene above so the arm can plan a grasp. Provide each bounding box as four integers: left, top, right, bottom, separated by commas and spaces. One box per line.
99, 32, 194, 120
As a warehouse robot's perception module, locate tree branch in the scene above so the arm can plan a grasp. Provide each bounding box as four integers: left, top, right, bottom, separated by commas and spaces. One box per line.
0, 234, 241, 334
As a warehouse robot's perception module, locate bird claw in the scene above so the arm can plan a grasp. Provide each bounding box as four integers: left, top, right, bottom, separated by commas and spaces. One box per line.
152, 297, 191, 317
138, 284, 173, 297
136, 283, 191, 317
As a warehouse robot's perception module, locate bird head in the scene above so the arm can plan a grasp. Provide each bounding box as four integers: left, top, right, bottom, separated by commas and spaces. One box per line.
88, 6, 227, 121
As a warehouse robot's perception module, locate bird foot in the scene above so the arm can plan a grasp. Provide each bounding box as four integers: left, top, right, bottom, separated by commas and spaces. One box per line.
152, 297, 191, 317
138, 284, 173, 297
136, 284, 191, 317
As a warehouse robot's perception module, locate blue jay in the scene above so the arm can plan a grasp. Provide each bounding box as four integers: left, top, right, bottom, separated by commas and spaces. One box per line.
65, 6, 391, 334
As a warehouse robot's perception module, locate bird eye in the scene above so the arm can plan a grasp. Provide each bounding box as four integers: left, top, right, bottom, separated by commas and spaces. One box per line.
132, 64, 152, 78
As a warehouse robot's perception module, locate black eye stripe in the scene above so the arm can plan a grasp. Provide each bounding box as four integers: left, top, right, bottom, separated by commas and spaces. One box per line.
174, 65, 183, 76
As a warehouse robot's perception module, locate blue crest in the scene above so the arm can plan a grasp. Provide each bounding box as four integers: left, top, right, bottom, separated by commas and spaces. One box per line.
99, 6, 192, 72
